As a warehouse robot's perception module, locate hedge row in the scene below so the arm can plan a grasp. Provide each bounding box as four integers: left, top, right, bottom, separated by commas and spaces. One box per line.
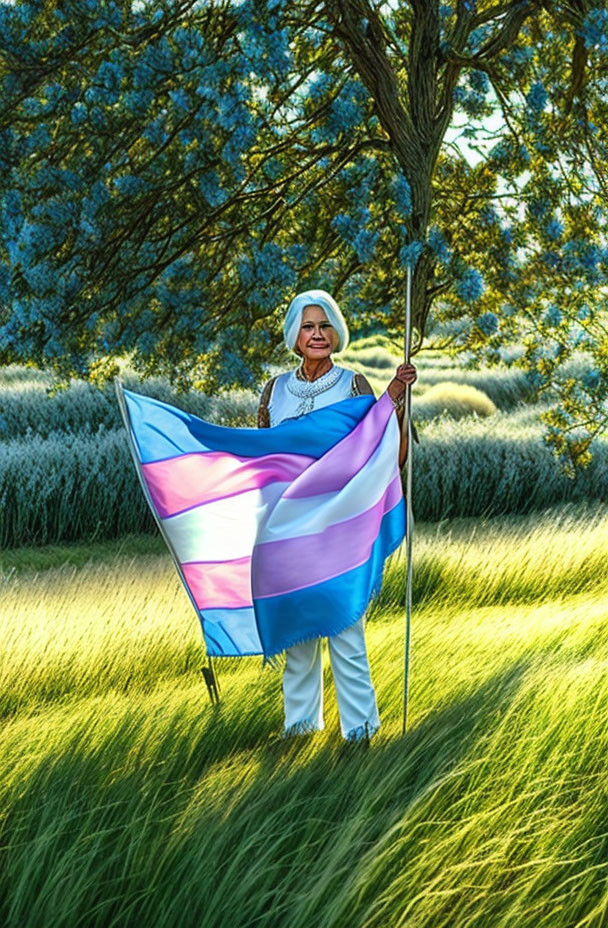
2, 414, 606, 548
0, 376, 258, 441
0, 352, 541, 444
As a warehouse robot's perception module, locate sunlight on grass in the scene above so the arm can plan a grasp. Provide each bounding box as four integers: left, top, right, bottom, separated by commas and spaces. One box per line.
414, 381, 497, 420
373, 502, 608, 614
1, 506, 607, 927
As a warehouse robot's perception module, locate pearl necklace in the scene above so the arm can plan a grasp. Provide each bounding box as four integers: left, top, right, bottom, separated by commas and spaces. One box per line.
286, 363, 343, 416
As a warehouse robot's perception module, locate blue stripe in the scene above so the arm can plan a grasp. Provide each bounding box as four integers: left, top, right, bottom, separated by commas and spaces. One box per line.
198, 606, 263, 658
253, 500, 406, 657
123, 388, 375, 464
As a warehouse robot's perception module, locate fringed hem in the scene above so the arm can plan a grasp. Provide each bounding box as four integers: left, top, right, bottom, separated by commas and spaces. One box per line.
345, 721, 380, 743
262, 653, 286, 671
282, 718, 322, 740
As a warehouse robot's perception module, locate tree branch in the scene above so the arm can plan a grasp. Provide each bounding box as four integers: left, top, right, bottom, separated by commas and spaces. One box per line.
474, 0, 539, 61
324, 0, 422, 175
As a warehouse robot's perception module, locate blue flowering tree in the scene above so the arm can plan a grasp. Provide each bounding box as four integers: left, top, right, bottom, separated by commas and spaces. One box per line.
1, 0, 608, 462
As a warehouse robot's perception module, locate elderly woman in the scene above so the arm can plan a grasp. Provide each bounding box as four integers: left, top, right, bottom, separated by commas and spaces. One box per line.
258, 289, 417, 742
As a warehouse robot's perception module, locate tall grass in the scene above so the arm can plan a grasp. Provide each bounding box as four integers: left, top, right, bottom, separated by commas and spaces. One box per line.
413, 382, 497, 421
0, 533, 165, 575
3, 404, 608, 548
1, 503, 607, 717
413, 411, 608, 521
2, 353, 605, 548
0, 429, 154, 547
1, 507, 607, 927
370, 501, 608, 616
0, 374, 257, 441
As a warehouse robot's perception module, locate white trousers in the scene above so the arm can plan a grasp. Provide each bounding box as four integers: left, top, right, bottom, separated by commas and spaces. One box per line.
282, 617, 380, 740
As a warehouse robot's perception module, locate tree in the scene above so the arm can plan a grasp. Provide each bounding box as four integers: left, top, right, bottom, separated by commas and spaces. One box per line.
1, 0, 607, 464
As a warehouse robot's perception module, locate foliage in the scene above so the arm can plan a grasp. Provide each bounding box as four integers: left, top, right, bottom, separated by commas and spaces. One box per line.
1, 508, 608, 926
1, 1, 608, 463
415, 365, 535, 411
4, 394, 608, 548
414, 381, 497, 420
0, 372, 257, 441
0, 428, 154, 547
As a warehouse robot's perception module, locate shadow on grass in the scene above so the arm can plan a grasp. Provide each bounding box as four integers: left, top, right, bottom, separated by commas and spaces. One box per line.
1, 659, 532, 928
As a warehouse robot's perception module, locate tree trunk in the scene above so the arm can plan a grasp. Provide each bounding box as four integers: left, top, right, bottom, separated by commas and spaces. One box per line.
326, 0, 440, 344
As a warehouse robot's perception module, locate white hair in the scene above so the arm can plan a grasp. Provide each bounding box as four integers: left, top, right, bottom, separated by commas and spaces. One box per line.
283, 289, 350, 355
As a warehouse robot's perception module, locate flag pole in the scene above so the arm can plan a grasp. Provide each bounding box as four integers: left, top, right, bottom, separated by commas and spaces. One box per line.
402, 263, 414, 735
114, 377, 220, 704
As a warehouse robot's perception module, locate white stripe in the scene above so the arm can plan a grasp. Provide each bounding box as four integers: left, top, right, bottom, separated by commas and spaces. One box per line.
259, 413, 400, 543
161, 414, 400, 563
162, 482, 290, 563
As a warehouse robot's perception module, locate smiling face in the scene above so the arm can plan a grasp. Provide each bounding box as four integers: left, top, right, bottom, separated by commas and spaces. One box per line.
295, 304, 338, 360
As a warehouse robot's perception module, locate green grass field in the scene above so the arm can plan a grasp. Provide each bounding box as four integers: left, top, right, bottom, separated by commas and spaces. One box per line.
2, 506, 607, 928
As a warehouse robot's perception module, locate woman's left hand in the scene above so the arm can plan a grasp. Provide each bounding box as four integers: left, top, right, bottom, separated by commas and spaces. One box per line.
388, 363, 417, 401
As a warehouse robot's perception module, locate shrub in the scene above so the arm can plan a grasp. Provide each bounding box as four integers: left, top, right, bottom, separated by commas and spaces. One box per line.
0, 354, 535, 447
411, 413, 608, 521
3, 357, 606, 548
338, 346, 400, 371
3, 406, 608, 548
0, 429, 153, 547
343, 334, 400, 354
415, 350, 463, 369
0, 375, 258, 441
413, 382, 497, 421
342, 344, 536, 411
0, 365, 48, 386
415, 367, 535, 410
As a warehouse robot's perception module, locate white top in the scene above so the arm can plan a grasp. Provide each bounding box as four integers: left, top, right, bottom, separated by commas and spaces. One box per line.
268, 364, 357, 426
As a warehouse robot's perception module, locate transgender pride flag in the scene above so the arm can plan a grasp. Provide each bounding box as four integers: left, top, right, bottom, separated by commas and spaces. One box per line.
116, 381, 405, 659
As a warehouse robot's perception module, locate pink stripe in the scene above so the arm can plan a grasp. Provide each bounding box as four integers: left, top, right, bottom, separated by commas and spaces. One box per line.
284, 392, 395, 499
142, 450, 315, 518
252, 473, 403, 598
182, 557, 252, 609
